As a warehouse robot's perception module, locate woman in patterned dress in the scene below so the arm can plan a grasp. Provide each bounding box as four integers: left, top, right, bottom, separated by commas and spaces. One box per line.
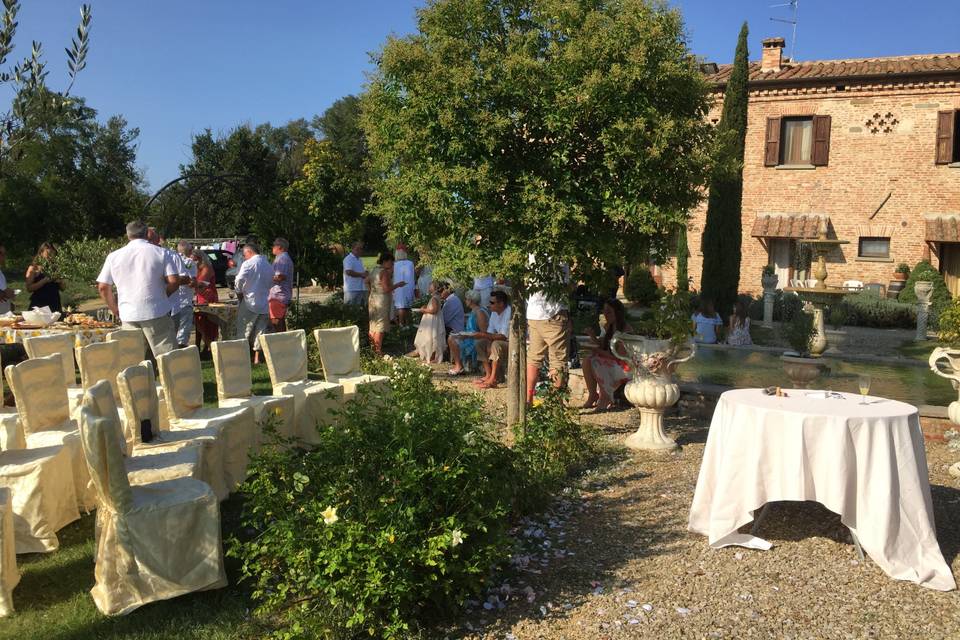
582, 299, 633, 411
368, 252, 406, 355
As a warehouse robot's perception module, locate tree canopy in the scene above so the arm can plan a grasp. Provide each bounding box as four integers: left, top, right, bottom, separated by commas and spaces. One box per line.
362, 0, 714, 291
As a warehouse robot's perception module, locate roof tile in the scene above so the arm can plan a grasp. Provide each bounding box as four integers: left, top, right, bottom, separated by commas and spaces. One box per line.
708, 53, 960, 86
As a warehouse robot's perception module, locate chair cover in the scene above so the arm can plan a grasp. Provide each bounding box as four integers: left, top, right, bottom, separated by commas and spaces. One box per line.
77, 341, 123, 402
260, 330, 310, 385
260, 330, 347, 444
313, 326, 361, 382
83, 381, 202, 487
4, 355, 96, 512
118, 363, 228, 500
157, 347, 255, 491
107, 328, 148, 371
0, 443, 79, 554
0, 488, 18, 616
0, 352, 25, 452
211, 339, 296, 442
77, 407, 227, 616
23, 333, 83, 409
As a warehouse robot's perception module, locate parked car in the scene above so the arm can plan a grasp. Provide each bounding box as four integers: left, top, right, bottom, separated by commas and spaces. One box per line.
201, 249, 232, 287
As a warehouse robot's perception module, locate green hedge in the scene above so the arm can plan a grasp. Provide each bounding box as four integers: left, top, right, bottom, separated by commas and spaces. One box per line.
828, 291, 915, 329
623, 266, 659, 306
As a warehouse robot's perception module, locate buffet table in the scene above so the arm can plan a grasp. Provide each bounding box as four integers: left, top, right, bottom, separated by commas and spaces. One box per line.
0, 324, 116, 348
688, 387, 956, 591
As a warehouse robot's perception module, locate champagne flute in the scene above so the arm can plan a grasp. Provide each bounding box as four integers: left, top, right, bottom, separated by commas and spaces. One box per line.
857, 374, 871, 405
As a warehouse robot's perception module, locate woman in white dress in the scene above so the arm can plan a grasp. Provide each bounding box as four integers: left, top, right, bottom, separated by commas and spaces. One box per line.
726, 300, 753, 346
413, 281, 446, 363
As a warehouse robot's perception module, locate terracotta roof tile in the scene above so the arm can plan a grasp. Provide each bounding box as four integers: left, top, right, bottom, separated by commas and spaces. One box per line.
708, 53, 960, 86
751, 214, 824, 239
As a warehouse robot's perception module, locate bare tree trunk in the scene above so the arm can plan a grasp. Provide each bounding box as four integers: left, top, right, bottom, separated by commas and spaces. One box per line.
506, 296, 527, 430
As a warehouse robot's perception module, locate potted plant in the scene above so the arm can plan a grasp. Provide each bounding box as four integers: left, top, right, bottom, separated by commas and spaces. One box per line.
761, 264, 779, 291
610, 289, 695, 451
893, 263, 910, 281
780, 309, 825, 388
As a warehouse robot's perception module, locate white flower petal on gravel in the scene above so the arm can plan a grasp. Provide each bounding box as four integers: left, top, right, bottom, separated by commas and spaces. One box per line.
734, 551, 744, 560
626, 600, 637, 608
642, 604, 653, 612
628, 618, 640, 625
677, 607, 691, 615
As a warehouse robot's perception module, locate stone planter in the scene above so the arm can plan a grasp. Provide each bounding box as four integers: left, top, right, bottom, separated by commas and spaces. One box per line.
761, 274, 779, 291
781, 354, 825, 389
928, 347, 960, 477
610, 333, 695, 452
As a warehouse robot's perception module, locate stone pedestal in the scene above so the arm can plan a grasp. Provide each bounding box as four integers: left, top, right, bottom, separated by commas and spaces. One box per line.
804, 301, 828, 357
623, 376, 679, 451
761, 275, 778, 328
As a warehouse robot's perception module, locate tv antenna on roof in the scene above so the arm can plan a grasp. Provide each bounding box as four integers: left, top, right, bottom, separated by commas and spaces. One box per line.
770, 0, 799, 61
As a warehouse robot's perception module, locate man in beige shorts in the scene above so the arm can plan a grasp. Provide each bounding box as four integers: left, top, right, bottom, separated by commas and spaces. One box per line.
473, 290, 512, 389
526, 258, 571, 403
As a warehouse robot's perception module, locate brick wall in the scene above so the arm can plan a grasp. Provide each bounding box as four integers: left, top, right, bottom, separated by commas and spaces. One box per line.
660, 83, 960, 295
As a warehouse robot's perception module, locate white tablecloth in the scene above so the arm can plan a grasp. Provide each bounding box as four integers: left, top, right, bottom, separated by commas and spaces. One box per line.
688, 388, 956, 591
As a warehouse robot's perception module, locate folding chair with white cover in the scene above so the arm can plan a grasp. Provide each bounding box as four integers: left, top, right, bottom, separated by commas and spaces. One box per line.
22, 333, 83, 410
108, 328, 170, 430
0, 488, 19, 615
157, 347, 256, 491
82, 381, 202, 487
76, 405, 227, 616
77, 341, 123, 403
118, 362, 228, 500
211, 339, 296, 443
0, 352, 25, 452
4, 354, 97, 512
313, 326, 361, 382
0, 423, 78, 554
259, 330, 343, 445
312, 327, 389, 404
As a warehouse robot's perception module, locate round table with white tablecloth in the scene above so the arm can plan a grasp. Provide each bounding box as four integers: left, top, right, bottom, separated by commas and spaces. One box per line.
688, 387, 956, 591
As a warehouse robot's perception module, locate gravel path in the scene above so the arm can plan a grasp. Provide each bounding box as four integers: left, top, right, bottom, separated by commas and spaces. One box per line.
435, 371, 960, 640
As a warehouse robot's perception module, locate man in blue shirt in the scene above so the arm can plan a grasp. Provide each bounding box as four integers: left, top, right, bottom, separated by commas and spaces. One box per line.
269, 237, 295, 333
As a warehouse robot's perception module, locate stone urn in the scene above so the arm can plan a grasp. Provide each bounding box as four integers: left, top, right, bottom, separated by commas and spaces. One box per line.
928, 347, 960, 478
610, 333, 695, 451
761, 273, 780, 292
780, 354, 825, 389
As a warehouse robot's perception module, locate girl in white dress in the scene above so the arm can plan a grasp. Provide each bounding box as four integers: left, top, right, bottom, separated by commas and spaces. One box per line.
413, 281, 446, 363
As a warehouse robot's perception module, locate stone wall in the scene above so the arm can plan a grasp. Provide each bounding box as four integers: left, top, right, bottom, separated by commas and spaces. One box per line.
660, 82, 960, 295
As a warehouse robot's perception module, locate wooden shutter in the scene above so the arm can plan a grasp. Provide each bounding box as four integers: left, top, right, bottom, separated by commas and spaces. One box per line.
811, 115, 832, 166
936, 110, 955, 164
764, 117, 781, 166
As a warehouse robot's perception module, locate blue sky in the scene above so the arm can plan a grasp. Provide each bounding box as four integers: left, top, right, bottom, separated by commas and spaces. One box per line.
7, 0, 959, 190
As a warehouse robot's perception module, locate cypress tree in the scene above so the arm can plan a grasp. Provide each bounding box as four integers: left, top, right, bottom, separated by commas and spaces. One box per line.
700, 22, 749, 315
676, 223, 689, 291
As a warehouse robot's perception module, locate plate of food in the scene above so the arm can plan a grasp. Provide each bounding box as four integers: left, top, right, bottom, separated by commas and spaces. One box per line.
13, 323, 44, 330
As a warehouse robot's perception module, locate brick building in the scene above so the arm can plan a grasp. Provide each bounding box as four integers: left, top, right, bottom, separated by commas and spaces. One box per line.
663, 38, 960, 297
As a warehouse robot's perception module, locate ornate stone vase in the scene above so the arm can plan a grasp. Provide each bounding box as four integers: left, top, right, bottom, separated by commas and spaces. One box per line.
610, 332, 695, 451
928, 347, 960, 478
780, 354, 825, 389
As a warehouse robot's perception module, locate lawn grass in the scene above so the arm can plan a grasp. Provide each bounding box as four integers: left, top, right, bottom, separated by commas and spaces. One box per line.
897, 339, 939, 363
2, 360, 278, 639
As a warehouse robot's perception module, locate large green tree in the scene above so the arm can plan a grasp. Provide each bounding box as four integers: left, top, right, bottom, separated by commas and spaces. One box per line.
363, 0, 713, 423
700, 22, 749, 315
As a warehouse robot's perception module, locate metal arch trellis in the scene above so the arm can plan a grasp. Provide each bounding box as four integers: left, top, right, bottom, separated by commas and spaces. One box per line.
143, 172, 253, 239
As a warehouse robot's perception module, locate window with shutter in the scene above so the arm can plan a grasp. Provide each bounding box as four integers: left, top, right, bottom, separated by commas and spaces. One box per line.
764, 117, 781, 166
811, 115, 831, 166
936, 110, 957, 164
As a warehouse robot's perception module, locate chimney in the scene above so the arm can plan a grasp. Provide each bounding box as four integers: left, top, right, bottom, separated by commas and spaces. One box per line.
761, 37, 785, 72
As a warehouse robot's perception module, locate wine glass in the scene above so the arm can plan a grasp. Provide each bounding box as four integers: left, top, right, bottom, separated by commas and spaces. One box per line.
857, 374, 871, 405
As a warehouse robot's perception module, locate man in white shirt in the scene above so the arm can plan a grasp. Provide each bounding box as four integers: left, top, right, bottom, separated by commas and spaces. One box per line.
392, 247, 416, 325
234, 241, 273, 363
472, 275, 494, 308
170, 240, 198, 348
526, 255, 571, 403
97, 221, 181, 357
0, 244, 14, 315
343, 241, 368, 305
473, 290, 512, 389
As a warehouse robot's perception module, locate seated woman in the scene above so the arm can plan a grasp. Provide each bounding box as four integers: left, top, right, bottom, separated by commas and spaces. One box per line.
582, 299, 632, 411
726, 300, 753, 346
692, 299, 723, 344
447, 289, 490, 375
412, 281, 446, 363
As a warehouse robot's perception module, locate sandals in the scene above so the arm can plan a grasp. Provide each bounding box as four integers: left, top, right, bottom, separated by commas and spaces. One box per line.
448, 368, 464, 376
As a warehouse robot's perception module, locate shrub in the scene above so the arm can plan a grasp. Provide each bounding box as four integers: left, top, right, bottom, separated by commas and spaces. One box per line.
777, 291, 803, 322
623, 266, 659, 306
782, 308, 816, 355
899, 260, 951, 327
231, 359, 518, 638
895, 263, 910, 276
232, 358, 600, 638
829, 291, 915, 329
938, 299, 960, 346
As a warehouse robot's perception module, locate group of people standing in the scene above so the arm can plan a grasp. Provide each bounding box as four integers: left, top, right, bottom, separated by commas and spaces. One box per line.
96, 221, 295, 360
